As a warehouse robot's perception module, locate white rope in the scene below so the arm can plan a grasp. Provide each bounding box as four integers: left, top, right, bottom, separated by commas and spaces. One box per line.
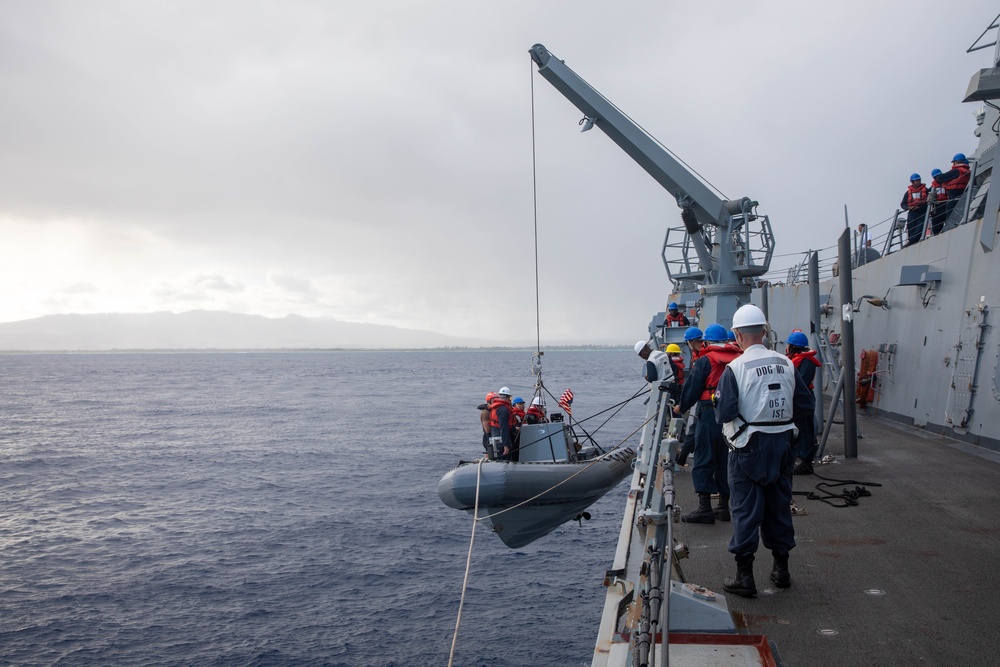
447, 458, 483, 667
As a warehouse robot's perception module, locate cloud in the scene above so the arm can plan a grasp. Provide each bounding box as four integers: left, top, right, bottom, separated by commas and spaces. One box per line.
0, 0, 996, 340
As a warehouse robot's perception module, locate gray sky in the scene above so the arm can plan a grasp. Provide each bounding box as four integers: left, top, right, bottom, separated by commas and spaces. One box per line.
1, 0, 996, 343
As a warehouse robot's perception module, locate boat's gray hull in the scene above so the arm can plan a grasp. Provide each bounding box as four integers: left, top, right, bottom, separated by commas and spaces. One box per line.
438, 450, 635, 548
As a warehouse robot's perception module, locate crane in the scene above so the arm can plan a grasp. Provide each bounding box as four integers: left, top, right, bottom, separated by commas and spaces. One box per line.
529, 43, 775, 330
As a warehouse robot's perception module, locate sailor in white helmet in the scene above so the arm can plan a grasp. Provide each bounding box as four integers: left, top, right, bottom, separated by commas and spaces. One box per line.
634, 339, 675, 388
715, 304, 814, 598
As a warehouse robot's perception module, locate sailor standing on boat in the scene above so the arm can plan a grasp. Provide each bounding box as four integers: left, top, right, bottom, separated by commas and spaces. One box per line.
716, 305, 815, 598
489, 388, 516, 461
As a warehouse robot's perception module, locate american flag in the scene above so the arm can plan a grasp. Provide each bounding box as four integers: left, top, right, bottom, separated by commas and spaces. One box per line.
559, 388, 574, 416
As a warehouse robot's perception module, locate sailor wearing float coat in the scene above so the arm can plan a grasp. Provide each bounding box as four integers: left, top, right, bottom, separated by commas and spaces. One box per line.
715, 305, 814, 598
635, 340, 677, 434
634, 340, 676, 388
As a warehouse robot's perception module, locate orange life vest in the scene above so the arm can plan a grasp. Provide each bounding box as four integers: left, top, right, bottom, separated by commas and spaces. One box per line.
931, 179, 948, 203
944, 163, 971, 194
699, 344, 742, 401
669, 355, 685, 385
789, 349, 822, 389
906, 183, 928, 209
489, 398, 515, 429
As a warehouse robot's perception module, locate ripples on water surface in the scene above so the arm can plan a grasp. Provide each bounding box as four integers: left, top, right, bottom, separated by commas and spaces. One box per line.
0, 350, 647, 666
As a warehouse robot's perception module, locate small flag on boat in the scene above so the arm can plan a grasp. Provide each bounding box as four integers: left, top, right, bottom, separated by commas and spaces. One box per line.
559, 389, 574, 416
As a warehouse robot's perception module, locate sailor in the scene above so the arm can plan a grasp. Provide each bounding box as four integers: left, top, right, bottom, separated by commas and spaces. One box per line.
929, 168, 949, 236
785, 330, 821, 475
716, 305, 814, 598
524, 396, 548, 425
480, 392, 498, 456
664, 302, 690, 327
511, 397, 526, 461
936, 152, 972, 221
634, 339, 675, 388
857, 223, 870, 248
684, 326, 705, 361
665, 344, 685, 386
675, 327, 705, 466
489, 387, 516, 461
676, 324, 741, 523
900, 173, 928, 246
511, 397, 526, 426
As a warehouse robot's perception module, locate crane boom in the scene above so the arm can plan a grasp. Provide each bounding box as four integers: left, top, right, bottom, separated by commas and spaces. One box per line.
529, 43, 775, 329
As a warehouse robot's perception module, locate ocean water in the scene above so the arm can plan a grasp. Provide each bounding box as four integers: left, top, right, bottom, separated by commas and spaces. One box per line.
0, 349, 650, 666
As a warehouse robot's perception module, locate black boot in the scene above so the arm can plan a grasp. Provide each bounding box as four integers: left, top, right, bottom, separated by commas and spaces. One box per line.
682, 493, 716, 524
714, 494, 731, 522
724, 555, 757, 598
770, 551, 791, 588
793, 459, 814, 475
675, 449, 688, 466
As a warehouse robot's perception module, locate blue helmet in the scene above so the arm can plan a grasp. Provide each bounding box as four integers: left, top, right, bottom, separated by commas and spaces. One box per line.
953, 152, 967, 163
683, 327, 703, 342
787, 331, 809, 348
910, 173, 921, 181
727, 329, 736, 341
512, 397, 525, 405
669, 302, 679, 310
703, 323, 728, 342
931, 168, 942, 177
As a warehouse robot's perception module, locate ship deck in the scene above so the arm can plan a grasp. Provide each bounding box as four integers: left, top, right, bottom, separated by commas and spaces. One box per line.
670, 408, 1000, 666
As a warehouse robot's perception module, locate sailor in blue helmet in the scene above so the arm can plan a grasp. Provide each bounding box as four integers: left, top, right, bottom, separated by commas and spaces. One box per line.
674, 327, 705, 466
664, 302, 690, 327
900, 173, 928, 246
676, 322, 741, 523
785, 331, 821, 475
716, 305, 814, 597
929, 168, 948, 236
936, 152, 972, 222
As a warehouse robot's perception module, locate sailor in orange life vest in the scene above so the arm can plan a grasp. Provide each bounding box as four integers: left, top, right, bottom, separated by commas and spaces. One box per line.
935, 152, 972, 221
929, 168, 949, 236
715, 305, 815, 598
664, 343, 684, 403
523, 396, 548, 425
674, 327, 705, 467
675, 323, 741, 524
480, 392, 498, 455
664, 302, 690, 327
900, 173, 928, 247
785, 331, 821, 475
489, 387, 516, 461
510, 397, 526, 459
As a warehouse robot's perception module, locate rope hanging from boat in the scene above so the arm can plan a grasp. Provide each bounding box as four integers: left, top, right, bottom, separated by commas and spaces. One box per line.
447, 459, 484, 667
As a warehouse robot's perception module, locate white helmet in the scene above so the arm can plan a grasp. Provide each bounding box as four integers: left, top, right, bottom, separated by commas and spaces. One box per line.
732, 304, 767, 329
498, 386, 512, 397
531, 397, 544, 406
634, 340, 648, 355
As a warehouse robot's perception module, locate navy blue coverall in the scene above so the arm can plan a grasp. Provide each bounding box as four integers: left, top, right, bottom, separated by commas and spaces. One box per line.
716, 365, 814, 559
678, 354, 729, 497
791, 357, 818, 461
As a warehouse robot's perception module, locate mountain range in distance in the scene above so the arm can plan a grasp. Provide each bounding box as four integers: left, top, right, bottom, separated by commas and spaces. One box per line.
0, 311, 493, 351
0, 310, 627, 351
